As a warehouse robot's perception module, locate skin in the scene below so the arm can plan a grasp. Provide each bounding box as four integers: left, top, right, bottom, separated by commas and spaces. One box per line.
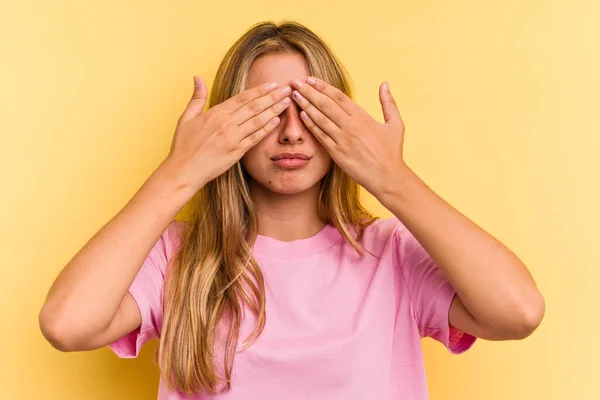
241, 52, 333, 242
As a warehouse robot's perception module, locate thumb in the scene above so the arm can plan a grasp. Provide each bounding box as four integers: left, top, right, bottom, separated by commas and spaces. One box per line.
379, 81, 402, 125
181, 76, 208, 121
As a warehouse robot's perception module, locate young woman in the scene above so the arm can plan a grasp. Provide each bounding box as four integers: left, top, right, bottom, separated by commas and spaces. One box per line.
39, 20, 545, 400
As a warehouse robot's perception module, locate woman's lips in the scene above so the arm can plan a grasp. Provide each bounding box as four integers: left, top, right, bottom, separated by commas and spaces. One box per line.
272, 158, 310, 168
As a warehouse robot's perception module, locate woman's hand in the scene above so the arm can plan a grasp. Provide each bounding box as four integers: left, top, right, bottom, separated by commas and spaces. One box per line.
290, 77, 407, 199
164, 76, 293, 192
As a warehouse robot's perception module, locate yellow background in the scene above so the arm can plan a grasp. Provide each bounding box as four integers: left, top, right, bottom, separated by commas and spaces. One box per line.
2, 0, 598, 398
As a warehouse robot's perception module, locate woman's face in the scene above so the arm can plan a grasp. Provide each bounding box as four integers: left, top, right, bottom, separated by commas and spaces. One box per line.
240, 52, 333, 195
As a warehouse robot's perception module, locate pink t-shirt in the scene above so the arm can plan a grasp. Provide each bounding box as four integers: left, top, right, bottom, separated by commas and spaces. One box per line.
109, 217, 477, 399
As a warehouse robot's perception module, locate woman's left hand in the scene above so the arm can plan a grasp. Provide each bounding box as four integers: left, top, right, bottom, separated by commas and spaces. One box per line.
291, 77, 408, 199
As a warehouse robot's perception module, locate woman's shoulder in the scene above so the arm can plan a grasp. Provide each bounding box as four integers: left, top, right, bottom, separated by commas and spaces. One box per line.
358, 216, 401, 240
160, 220, 189, 260
348, 216, 402, 257
169, 219, 189, 234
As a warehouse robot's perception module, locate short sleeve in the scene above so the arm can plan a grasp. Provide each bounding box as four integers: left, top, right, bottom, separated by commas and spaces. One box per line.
392, 219, 477, 355
108, 220, 185, 358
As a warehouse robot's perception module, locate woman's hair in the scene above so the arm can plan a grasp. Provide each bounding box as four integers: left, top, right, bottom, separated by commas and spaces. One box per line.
157, 20, 378, 396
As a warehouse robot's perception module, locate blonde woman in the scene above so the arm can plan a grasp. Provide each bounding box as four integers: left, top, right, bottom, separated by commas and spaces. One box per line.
39, 20, 545, 399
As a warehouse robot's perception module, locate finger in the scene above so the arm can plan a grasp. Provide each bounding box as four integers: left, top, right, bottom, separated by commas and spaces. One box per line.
292, 79, 348, 127
292, 90, 341, 142
220, 81, 280, 114
236, 96, 292, 139
180, 76, 208, 122
304, 76, 357, 116
379, 81, 402, 125
299, 110, 337, 150
232, 85, 292, 126
239, 115, 282, 151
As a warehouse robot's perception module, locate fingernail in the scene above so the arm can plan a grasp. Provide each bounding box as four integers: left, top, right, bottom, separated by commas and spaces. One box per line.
383, 81, 390, 91
306, 77, 316, 85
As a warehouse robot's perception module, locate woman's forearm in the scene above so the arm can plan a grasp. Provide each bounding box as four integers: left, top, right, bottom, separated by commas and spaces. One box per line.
39, 158, 197, 346
378, 164, 544, 336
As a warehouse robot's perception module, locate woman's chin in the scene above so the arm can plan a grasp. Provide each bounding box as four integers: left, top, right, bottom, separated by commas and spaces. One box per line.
255, 177, 321, 196
267, 183, 316, 195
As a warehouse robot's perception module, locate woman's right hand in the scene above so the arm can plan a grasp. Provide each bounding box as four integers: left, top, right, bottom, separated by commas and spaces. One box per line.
163, 76, 292, 192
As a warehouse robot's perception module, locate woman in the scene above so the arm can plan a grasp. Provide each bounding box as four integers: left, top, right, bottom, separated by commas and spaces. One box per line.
39, 20, 545, 399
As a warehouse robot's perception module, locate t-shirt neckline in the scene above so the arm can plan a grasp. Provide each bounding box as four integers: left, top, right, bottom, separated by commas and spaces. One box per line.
253, 222, 343, 258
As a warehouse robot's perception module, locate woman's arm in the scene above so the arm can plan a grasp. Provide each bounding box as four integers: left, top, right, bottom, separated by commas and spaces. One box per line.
39, 159, 198, 351
379, 165, 545, 341
263, 76, 544, 340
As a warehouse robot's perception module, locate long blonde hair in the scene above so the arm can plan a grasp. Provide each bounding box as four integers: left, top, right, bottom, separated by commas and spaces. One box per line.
158, 20, 378, 396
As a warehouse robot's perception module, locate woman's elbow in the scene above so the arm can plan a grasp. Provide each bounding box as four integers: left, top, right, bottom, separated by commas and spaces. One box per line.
39, 306, 82, 352
507, 292, 546, 340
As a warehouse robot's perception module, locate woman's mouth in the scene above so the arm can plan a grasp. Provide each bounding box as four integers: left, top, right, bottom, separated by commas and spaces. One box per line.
272, 158, 310, 168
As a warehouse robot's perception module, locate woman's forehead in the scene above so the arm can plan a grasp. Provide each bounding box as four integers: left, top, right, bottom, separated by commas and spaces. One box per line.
246, 52, 309, 89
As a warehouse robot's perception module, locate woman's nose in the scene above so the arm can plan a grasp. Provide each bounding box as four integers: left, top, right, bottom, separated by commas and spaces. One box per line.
278, 102, 306, 144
